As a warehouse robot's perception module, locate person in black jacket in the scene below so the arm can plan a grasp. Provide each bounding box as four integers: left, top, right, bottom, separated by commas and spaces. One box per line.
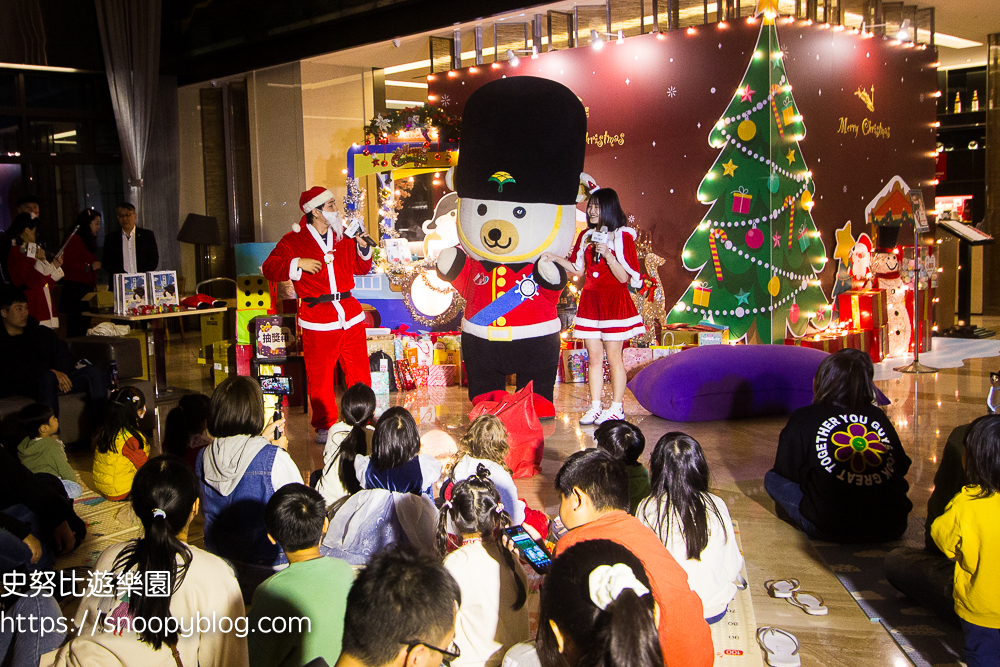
102, 202, 158, 282
0, 287, 108, 421
766, 348, 912, 543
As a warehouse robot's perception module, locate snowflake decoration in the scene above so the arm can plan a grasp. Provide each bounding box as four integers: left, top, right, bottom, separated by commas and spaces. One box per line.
667, 86, 677, 98
374, 114, 390, 133
439, 94, 451, 108
625, 77, 630, 85
628, 215, 635, 224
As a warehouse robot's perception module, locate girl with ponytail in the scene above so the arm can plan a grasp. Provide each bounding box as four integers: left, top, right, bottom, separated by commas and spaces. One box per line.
315, 382, 376, 506
92, 386, 150, 500
533, 539, 662, 667
58, 456, 248, 666
437, 466, 528, 667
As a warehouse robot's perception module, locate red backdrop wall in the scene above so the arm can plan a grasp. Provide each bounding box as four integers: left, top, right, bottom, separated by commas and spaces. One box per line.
427, 19, 937, 317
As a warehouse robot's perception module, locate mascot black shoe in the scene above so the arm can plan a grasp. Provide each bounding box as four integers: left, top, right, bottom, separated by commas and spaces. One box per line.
436, 76, 588, 420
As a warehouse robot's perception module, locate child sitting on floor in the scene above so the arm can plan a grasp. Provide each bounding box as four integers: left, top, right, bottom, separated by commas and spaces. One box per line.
355, 406, 441, 497
92, 387, 149, 501
163, 392, 212, 469
16, 403, 82, 498
636, 432, 743, 624
931, 414, 1000, 667
249, 484, 354, 667
314, 382, 376, 506
451, 415, 526, 525
593, 419, 650, 514
438, 465, 529, 667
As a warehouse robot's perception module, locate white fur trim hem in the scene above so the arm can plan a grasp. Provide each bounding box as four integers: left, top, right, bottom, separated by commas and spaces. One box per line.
302, 189, 334, 213
573, 325, 646, 341
298, 312, 365, 331
574, 314, 644, 328
613, 227, 643, 289
461, 317, 562, 340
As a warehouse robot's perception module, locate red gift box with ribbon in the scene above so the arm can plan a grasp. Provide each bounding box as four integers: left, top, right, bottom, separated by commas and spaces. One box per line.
837, 289, 888, 330
784, 332, 847, 353
427, 364, 457, 386
731, 187, 752, 214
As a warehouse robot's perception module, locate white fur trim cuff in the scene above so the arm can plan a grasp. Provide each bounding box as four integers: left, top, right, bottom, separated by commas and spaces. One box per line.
357, 243, 373, 260
289, 258, 303, 281
302, 189, 335, 214
613, 227, 643, 289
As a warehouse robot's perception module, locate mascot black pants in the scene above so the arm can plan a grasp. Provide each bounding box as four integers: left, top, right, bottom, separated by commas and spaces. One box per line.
461, 332, 561, 402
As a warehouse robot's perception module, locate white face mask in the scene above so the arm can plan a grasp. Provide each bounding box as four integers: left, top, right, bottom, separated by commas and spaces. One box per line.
29, 212, 38, 220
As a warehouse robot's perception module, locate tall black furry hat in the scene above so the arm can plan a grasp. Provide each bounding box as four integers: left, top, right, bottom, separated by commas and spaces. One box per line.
455, 76, 587, 206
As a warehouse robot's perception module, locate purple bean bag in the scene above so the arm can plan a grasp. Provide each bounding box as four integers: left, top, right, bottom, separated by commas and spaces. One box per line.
627, 345, 828, 422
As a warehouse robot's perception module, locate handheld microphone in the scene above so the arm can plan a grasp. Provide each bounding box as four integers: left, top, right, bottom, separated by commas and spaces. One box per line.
345, 219, 377, 248
591, 226, 609, 261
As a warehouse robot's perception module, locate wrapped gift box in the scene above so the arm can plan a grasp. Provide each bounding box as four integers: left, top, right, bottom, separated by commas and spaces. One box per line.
367, 335, 395, 360
784, 332, 847, 353
428, 364, 457, 386
371, 371, 391, 395
411, 364, 430, 388
732, 187, 752, 214
837, 289, 888, 330
912, 319, 933, 354
845, 326, 889, 363
623, 347, 654, 380
561, 349, 589, 383
236, 308, 266, 345
651, 344, 685, 360
904, 285, 934, 324
254, 315, 297, 358
661, 324, 729, 347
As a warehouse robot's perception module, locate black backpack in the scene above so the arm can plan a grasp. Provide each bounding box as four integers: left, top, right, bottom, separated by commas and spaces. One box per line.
368, 350, 397, 392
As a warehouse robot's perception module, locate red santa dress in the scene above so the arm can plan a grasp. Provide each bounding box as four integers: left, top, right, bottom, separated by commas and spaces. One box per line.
262, 223, 373, 430
569, 227, 646, 341
8, 245, 63, 328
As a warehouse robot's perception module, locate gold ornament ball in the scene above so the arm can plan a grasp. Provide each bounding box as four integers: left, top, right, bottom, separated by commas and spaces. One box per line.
738, 120, 757, 142
801, 190, 812, 208
768, 276, 781, 296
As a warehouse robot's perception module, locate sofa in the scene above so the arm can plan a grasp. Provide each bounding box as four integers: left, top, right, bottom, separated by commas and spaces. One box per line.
0, 336, 156, 447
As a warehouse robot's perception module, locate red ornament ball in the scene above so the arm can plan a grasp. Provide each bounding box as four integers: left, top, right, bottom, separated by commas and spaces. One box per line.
362, 149, 370, 156
381, 160, 388, 167
745, 227, 764, 249
434, 153, 441, 160
364, 139, 370, 145
789, 303, 800, 323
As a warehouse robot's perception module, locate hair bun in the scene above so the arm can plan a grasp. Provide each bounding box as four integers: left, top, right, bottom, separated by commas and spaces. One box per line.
475, 463, 492, 480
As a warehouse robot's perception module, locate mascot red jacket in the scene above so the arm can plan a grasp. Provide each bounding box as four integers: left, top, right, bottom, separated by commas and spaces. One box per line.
262, 187, 372, 437
436, 77, 588, 419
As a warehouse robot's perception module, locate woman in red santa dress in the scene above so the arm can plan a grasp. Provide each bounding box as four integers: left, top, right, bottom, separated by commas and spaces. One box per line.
545, 188, 645, 426
262, 187, 373, 444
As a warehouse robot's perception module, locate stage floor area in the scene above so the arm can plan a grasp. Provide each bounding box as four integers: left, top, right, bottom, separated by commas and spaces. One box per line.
69, 320, 998, 666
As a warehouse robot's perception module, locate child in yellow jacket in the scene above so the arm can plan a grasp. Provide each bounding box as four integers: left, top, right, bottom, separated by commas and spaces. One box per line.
931, 414, 1000, 667
92, 387, 150, 500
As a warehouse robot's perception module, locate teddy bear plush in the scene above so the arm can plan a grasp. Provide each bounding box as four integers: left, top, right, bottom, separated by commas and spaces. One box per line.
436, 76, 587, 419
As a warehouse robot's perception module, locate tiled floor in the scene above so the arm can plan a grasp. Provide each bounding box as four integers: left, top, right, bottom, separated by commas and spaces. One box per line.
73, 317, 999, 666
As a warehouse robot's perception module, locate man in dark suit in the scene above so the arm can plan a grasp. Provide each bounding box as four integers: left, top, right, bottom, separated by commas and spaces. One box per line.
102, 202, 158, 283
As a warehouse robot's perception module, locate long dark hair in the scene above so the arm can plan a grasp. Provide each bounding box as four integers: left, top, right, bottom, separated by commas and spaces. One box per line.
98, 387, 146, 454
8, 213, 37, 246
336, 383, 377, 495
112, 456, 197, 650
435, 465, 526, 610
646, 432, 725, 561
586, 188, 628, 232
812, 348, 877, 410
371, 406, 420, 470
72, 208, 101, 254
965, 414, 1000, 498
163, 393, 211, 459
537, 540, 662, 667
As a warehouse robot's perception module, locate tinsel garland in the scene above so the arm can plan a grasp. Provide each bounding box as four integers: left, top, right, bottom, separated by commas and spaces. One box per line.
365, 106, 461, 144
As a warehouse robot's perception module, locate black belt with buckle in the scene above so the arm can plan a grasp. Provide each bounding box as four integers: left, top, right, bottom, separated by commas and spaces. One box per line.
302, 291, 352, 306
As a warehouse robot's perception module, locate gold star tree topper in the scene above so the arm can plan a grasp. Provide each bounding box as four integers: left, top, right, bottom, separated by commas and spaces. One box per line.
756, 0, 779, 23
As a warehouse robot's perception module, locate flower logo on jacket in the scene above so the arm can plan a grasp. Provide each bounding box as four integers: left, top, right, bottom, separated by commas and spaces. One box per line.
831, 423, 888, 473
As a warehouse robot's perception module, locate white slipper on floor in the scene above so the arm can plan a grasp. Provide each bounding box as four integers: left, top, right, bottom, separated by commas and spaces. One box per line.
764, 579, 799, 598
756, 627, 801, 667
736, 573, 748, 590
788, 590, 829, 615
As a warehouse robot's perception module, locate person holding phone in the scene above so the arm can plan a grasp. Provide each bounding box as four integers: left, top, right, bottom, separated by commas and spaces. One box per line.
543, 188, 645, 426
437, 466, 529, 667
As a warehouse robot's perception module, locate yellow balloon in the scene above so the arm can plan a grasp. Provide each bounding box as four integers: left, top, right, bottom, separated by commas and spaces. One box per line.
738, 120, 757, 142
801, 190, 812, 208
768, 276, 781, 296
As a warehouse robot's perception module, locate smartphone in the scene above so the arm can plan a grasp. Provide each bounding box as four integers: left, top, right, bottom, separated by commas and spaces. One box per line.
991, 372, 999, 384
260, 376, 293, 395
503, 525, 553, 574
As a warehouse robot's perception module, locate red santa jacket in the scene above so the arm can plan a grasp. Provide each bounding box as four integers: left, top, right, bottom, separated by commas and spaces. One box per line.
447, 252, 563, 341
568, 227, 643, 292
261, 224, 373, 331
7, 245, 62, 327
60, 234, 97, 287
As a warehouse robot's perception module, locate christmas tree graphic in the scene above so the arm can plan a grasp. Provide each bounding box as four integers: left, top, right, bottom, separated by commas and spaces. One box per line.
667, 0, 830, 343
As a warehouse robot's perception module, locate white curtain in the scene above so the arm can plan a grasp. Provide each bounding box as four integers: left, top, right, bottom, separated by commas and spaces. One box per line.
94, 0, 162, 229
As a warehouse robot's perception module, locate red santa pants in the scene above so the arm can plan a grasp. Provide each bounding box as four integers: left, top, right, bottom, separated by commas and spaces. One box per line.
301, 324, 372, 430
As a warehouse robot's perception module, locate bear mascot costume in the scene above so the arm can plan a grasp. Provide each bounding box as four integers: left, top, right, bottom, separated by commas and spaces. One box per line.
436, 76, 587, 419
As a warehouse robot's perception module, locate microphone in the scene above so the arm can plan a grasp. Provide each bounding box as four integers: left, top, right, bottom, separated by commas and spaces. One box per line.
591, 226, 609, 261
344, 219, 378, 248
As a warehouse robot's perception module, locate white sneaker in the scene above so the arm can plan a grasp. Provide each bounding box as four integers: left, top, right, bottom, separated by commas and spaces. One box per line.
315, 429, 328, 444
579, 406, 602, 425
594, 407, 624, 425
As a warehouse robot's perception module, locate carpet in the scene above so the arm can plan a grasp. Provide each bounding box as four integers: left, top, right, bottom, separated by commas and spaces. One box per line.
874, 337, 1000, 381
56, 489, 143, 570
811, 517, 965, 667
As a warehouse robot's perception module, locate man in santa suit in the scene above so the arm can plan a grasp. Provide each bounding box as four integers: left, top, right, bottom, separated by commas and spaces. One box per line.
262, 187, 372, 443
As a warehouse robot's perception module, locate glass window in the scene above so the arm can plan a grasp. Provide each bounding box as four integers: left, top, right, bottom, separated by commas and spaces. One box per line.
23, 73, 105, 111
0, 116, 20, 155
29, 120, 84, 153
93, 119, 120, 154
0, 73, 17, 107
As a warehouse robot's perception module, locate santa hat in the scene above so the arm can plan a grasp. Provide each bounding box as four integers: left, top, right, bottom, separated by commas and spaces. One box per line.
293, 187, 335, 232
853, 233, 873, 255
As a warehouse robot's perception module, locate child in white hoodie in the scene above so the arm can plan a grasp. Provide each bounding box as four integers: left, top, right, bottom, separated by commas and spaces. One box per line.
196, 377, 300, 598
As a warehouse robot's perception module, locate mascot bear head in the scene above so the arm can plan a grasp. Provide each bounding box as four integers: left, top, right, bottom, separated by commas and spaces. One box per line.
449, 76, 588, 265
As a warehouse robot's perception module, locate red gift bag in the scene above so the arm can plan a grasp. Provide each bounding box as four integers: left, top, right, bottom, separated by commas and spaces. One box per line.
468, 382, 544, 478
